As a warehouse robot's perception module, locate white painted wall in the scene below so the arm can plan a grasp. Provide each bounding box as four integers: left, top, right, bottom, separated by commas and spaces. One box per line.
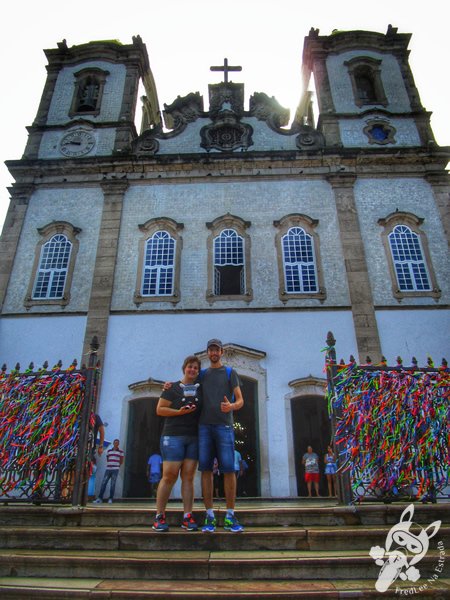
0, 315, 87, 369
376, 309, 450, 365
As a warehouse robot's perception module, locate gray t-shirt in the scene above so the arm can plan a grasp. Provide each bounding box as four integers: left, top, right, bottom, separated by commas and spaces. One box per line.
303, 452, 319, 473
199, 366, 240, 426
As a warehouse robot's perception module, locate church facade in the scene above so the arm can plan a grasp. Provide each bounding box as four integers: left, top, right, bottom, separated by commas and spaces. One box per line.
0, 27, 448, 498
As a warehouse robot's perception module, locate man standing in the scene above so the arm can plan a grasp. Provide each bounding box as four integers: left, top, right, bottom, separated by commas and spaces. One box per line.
94, 438, 124, 504
199, 339, 244, 532
302, 445, 321, 498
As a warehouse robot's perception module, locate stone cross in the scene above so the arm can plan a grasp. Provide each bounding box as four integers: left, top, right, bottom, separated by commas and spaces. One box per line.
210, 58, 242, 83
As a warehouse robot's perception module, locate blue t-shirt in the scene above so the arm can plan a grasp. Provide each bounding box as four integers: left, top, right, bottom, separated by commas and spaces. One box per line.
147, 453, 162, 475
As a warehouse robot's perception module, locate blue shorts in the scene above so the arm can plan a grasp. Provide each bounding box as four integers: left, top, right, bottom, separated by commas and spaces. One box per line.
198, 424, 235, 473
160, 435, 198, 462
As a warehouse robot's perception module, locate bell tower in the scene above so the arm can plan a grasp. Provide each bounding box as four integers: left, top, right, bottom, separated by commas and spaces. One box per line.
23, 36, 160, 160
303, 25, 435, 148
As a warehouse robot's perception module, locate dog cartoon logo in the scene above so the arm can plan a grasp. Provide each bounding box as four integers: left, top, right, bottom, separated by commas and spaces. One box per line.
369, 503, 441, 593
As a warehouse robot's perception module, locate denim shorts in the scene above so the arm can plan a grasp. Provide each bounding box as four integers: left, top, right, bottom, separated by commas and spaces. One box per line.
160, 435, 198, 462
198, 424, 235, 473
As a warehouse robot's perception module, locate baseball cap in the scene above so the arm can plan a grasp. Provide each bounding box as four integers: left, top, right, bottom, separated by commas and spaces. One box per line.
207, 338, 223, 349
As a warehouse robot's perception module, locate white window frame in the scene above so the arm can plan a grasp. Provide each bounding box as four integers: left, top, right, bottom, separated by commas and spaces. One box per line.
141, 231, 176, 297
378, 211, 440, 301
134, 217, 183, 305
25, 221, 81, 308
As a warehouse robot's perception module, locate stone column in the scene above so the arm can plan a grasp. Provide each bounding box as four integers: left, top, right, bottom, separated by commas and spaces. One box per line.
82, 179, 128, 366
312, 54, 342, 147
425, 173, 450, 247
327, 173, 381, 363
0, 184, 34, 310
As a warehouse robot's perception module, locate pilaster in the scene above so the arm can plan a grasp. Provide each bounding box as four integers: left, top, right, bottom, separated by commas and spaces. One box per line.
0, 184, 34, 310
425, 172, 450, 247
327, 173, 382, 362
24, 66, 60, 159
82, 180, 128, 365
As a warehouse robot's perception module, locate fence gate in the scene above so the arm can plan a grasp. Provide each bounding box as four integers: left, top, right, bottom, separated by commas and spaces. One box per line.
325, 332, 449, 505
0, 338, 100, 506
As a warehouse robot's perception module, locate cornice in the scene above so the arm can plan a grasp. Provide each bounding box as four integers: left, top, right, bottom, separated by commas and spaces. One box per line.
5, 147, 449, 188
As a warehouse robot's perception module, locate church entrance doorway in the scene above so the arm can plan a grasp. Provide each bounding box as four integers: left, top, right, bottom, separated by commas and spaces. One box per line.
123, 376, 261, 498
232, 376, 259, 498
291, 395, 331, 497
123, 398, 163, 498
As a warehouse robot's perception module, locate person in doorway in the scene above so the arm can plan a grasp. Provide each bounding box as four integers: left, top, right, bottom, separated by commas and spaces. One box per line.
213, 457, 221, 498
152, 355, 202, 532
94, 438, 124, 503
302, 445, 320, 497
147, 452, 163, 497
199, 339, 244, 533
238, 457, 249, 496
234, 448, 243, 495
324, 445, 337, 497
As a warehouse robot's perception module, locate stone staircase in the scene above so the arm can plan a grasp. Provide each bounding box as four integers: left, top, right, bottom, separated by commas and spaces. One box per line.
0, 500, 448, 599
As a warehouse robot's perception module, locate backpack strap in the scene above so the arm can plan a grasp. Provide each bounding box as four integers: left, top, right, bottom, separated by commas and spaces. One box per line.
226, 366, 235, 403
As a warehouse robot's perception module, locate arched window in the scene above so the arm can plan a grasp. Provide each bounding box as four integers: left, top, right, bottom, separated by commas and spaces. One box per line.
134, 218, 183, 304
206, 214, 252, 303
274, 214, 325, 302
33, 234, 72, 299
378, 212, 440, 300
344, 57, 387, 108
388, 225, 430, 292
282, 227, 318, 293
69, 68, 109, 117
214, 229, 245, 295
142, 231, 176, 296
354, 67, 377, 103
25, 221, 81, 308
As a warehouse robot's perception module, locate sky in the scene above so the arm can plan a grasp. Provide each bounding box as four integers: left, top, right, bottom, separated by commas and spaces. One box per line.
0, 0, 448, 231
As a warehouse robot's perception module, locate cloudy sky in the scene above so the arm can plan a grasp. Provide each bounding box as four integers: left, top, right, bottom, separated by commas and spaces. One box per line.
0, 0, 448, 230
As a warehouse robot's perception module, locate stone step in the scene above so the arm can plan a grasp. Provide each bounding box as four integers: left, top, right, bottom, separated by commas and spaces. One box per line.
1, 524, 449, 552
0, 526, 307, 551
0, 548, 443, 581
0, 577, 449, 599
0, 502, 447, 528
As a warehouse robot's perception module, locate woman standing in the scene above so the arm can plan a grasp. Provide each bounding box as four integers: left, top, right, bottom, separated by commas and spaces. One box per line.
324, 445, 337, 497
152, 355, 202, 532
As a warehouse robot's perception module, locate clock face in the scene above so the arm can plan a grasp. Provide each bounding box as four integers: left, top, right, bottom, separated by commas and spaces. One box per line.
59, 130, 95, 157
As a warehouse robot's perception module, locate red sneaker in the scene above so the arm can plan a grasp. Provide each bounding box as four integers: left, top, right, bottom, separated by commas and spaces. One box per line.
181, 513, 198, 531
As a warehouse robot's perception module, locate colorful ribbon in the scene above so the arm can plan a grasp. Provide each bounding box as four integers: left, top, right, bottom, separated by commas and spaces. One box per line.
328, 363, 449, 500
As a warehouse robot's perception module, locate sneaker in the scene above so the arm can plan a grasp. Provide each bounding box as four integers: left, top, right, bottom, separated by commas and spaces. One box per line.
181, 513, 198, 531
93, 498, 103, 504
108, 499, 113, 504
223, 514, 244, 533
152, 513, 169, 532
201, 514, 216, 532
